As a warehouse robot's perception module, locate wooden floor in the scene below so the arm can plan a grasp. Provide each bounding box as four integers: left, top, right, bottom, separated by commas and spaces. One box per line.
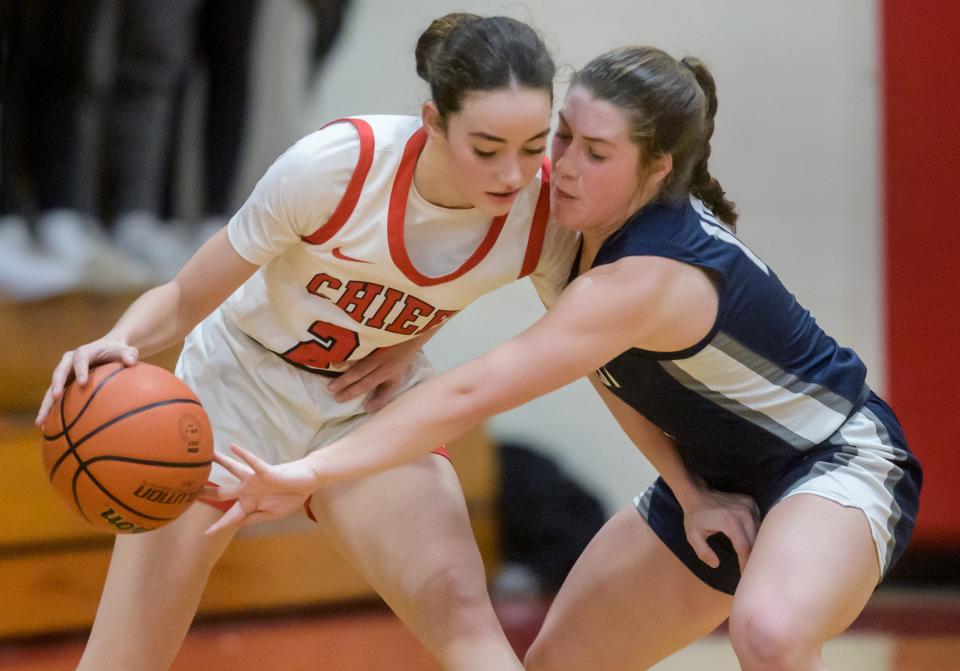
2, 589, 959, 670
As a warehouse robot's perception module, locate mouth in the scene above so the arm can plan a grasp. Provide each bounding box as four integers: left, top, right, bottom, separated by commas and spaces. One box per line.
486, 189, 519, 203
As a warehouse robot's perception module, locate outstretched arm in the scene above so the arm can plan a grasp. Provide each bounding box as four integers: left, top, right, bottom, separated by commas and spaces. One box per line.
204, 255, 721, 531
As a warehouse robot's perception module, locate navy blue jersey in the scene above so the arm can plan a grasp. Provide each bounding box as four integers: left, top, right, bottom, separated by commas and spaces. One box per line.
591, 196, 920, 592
592, 196, 872, 495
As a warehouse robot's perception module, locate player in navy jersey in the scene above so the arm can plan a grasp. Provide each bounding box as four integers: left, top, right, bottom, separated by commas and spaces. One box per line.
35, 14, 578, 671
210, 45, 922, 670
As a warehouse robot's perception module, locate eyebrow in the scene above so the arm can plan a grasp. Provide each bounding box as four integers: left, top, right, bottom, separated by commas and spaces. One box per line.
557, 113, 615, 145
468, 128, 551, 143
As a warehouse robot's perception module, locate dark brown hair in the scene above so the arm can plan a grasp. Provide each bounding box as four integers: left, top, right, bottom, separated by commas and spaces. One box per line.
415, 13, 555, 120
574, 47, 737, 228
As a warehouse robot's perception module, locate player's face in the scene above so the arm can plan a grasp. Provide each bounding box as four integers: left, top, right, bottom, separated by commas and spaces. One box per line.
441, 86, 552, 216
550, 86, 656, 237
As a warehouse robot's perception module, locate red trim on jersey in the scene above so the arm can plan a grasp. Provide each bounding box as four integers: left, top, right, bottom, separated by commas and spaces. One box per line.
301, 118, 375, 245
518, 157, 551, 278
387, 127, 507, 287
199, 486, 233, 512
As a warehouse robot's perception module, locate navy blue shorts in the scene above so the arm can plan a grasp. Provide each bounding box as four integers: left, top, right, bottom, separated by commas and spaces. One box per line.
634, 394, 922, 595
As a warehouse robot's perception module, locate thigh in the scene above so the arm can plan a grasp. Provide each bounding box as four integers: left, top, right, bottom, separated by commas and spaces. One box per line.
774, 397, 921, 579
526, 507, 732, 671
733, 493, 880, 641
307, 453, 490, 634
79, 502, 236, 671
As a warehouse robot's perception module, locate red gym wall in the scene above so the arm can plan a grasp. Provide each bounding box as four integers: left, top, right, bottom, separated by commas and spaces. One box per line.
883, 0, 960, 547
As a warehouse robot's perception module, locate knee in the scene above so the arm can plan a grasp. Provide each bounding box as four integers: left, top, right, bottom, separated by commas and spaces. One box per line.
417, 565, 496, 639
729, 603, 819, 671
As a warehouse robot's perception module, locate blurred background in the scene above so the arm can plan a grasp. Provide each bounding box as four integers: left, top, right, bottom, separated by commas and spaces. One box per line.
1, 0, 957, 669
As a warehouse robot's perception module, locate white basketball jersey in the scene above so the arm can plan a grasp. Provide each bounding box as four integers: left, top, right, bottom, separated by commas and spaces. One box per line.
218, 115, 576, 374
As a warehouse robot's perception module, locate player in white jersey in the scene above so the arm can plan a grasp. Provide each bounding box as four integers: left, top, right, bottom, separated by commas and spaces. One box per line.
36, 14, 575, 671
210, 48, 920, 671
184, 112, 562, 478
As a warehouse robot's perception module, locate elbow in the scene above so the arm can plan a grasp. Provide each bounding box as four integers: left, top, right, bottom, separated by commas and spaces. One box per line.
441, 367, 520, 430
445, 380, 492, 429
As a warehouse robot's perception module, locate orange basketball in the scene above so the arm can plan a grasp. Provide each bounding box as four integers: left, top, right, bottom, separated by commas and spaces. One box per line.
40, 362, 213, 534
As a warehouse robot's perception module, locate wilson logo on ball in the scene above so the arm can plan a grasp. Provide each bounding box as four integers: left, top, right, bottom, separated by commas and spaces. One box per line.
99, 507, 152, 533
133, 483, 202, 506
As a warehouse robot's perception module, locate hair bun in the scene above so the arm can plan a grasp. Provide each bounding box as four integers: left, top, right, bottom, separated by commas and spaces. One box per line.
415, 13, 481, 82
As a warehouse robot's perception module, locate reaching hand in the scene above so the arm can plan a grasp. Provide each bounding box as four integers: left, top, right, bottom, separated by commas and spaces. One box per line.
679, 481, 760, 572
36, 337, 139, 428
202, 445, 323, 535
326, 339, 424, 412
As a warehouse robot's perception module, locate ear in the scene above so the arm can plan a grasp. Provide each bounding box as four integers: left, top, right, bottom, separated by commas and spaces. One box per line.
421, 101, 446, 140
648, 152, 673, 189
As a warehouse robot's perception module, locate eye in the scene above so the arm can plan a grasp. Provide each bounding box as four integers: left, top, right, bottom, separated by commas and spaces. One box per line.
522, 146, 546, 156
473, 148, 496, 158
588, 148, 607, 161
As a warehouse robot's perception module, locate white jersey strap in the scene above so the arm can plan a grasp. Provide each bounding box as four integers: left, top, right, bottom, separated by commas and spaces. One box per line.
518, 157, 551, 278
301, 117, 375, 245
387, 127, 510, 287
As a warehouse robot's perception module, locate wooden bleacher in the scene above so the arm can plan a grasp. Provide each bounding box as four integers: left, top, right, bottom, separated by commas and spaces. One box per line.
0, 293, 499, 638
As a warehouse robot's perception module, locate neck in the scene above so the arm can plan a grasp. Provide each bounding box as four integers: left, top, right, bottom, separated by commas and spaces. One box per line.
579, 207, 637, 269
413, 138, 473, 209
579, 188, 658, 271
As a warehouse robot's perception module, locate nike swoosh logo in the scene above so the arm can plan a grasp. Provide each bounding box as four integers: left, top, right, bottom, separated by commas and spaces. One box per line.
331, 246, 373, 264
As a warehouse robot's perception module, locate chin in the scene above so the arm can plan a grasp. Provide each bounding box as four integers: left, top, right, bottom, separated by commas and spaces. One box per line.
477, 200, 512, 218
551, 204, 585, 231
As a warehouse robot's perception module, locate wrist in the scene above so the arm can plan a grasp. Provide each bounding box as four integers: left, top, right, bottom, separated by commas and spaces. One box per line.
669, 472, 707, 509
104, 329, 128, 344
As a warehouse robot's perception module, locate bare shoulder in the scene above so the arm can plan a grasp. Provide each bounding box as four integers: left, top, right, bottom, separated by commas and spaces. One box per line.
568, 255, 719, 352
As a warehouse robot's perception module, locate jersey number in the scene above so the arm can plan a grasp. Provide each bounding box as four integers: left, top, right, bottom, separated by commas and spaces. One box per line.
281, 320, 359, 370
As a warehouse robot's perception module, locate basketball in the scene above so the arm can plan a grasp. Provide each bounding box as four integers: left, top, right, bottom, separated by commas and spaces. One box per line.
40, 362, 214, 534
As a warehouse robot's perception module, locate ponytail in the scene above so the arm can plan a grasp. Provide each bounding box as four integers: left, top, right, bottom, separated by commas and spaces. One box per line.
680, 58, 737, 229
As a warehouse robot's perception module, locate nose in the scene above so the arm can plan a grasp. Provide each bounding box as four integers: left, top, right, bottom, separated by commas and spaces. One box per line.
497, 156, 523, 190
553, 149, 577, 181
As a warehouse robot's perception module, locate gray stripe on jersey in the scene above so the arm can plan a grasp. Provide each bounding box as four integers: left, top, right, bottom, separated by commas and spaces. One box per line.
634, 486, 655, 520
779, 406, 905, 573
659, 360, 815, 450
711, 333, 857, 417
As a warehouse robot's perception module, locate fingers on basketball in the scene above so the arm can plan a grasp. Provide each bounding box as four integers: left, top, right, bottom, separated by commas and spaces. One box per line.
40, 362, 213, 535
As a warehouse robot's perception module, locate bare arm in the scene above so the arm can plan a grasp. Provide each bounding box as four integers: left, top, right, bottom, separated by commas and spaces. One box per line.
109, 229, 255, 355
210, 254, 759, 569
36, 229, 256, 425
589, 378, 759, 570
304, 255, 717, 481
588, 376, 703, 502
204, 255, 717, 531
